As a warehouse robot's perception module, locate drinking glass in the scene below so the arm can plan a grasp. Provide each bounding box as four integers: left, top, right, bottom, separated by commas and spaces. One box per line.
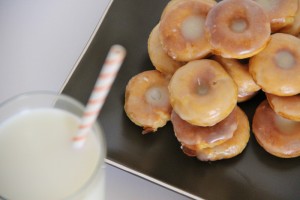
0, 91, 106, 200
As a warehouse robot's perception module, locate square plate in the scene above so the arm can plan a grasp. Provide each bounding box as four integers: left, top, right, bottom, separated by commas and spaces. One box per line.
62, 0, 300, 199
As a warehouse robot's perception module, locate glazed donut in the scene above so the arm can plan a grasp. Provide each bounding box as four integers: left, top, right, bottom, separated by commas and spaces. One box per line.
252, 100, 300, 158
253, 0, 298, 32
169, 59, 238, 127
213, 56, 261, 102
280, 0, 300, 36
161, 0, 216, 18
171, 107, 238, 150
205, 0, 271, 59
159, 0, 216, 61
185, 106, 250, 161
148, 24, 184, 76
249, 33, 300, 96
266, 93, 300, 121
124, 70, 172, 134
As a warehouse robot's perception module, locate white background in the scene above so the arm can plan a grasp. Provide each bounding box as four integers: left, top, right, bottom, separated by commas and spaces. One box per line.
0, 0, 192, 199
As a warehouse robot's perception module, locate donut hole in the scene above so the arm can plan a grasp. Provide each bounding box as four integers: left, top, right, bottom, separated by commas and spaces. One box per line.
229, 18, 249, 33
181, 15, 205, 41
195, 76, 217, 96
145, 86, 169, 106
274, 49, 296, 69
196, 80, 209, 95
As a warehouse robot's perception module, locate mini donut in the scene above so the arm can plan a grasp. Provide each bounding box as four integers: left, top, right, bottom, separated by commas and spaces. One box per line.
148, 24, 184, 76
160, 0, 187, 18
124, 70, 172, 134
183, 106, 250, 161
252, 100, 300, 158
253, 0, 298, 32
161, 0, 216, 18
280, 0, 300, 36
171, 107, 238, 150
205, 0, 271, 59
249, 33, 300, 96
213, 56, 261, 102
266, 93, 300, 121
159, 0, 216, 61
169, 59, 238, 127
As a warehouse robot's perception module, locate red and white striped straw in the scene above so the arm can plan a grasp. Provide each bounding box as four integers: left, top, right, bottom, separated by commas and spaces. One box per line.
73, 44, 126, 148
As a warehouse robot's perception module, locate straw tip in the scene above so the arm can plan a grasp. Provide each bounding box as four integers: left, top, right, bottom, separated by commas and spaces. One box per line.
111, 44, 126, 55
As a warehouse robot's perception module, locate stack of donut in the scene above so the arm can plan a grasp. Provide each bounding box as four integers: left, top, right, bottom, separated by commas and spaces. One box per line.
250, 33, 300, 158
124, 0, 300, 161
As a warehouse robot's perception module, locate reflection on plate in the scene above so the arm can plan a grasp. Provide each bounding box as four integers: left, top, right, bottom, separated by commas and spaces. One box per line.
63, 0, 300, 199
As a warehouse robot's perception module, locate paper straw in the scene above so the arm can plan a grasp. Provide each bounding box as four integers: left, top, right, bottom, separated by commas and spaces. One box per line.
73, 44, 126, 148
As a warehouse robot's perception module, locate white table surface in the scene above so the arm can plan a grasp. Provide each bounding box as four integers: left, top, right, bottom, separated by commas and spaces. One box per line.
0, 1, 192, 199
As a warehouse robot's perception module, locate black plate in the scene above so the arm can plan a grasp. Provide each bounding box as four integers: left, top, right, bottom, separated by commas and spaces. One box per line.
63, 0, 300, 199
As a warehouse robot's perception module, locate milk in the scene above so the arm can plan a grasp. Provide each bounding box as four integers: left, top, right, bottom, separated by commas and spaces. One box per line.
0, 108, 105, 200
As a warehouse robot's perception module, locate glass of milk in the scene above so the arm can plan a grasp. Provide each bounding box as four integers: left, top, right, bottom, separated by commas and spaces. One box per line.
0, 91, 106, 200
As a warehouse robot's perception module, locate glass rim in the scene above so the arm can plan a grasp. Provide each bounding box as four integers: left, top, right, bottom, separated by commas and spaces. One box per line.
0, 91, 82, 110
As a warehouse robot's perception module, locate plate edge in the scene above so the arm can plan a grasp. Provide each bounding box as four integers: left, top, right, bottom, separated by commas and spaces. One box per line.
105, 158, 203, 200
